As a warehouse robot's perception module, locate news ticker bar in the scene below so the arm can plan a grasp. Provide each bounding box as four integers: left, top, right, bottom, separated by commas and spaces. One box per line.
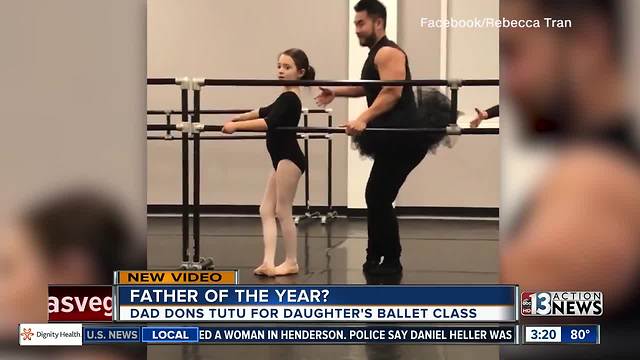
21, 324, 521, 345
116, 285, 516, 305
115, 285, 517, 322
49, 284, 519, 323
19, 324, 602, 346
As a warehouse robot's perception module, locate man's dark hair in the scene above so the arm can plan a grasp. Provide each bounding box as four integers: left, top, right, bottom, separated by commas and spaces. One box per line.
537, 0, 622, 58
354, 0, 387, 29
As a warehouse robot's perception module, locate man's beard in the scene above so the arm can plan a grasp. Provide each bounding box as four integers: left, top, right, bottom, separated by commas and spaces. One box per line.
359, 33, 377, 47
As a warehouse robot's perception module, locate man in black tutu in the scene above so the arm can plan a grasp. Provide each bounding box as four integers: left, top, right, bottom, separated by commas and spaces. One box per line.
316, 0, 452, 275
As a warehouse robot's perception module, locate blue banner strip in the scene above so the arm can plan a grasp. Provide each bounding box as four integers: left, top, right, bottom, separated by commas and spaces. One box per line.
81, 326, 517, 344
83, 327, 141, 343
560, 326, 599, 344
141, 327, 199, 343
196, 326, 516, 344
117, 285, 515, 305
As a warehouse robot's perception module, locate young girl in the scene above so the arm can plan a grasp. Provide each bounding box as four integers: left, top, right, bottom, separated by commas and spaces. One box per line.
222, 48, 314, 277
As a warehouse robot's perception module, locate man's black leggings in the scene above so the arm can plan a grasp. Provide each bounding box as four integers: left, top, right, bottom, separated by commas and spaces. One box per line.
365, 148, 427, 262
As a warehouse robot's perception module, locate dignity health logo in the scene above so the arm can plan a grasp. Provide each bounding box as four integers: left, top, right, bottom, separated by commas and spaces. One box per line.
19, 324, 83, 346
20, 328, 34, 341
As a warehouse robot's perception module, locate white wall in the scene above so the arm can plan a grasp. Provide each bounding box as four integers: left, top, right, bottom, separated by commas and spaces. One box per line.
0, 0, 147, 230
396, 0, 500, 208
147, 0, 349, 207
147, 0, 500, 210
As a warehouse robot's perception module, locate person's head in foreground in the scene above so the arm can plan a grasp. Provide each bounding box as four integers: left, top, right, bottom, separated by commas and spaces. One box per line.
501, 0, 629, 138
0, 190, 143, 340
500, 0, 640, 319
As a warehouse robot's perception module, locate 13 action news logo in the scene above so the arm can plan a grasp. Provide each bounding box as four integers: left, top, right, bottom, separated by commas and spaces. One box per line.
521, 291, 603, 316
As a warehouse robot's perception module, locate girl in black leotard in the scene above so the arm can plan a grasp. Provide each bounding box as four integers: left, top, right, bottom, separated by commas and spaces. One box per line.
222, 48, 314, 277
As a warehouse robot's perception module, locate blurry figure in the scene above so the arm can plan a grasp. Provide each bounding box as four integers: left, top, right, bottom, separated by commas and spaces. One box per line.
500, 0, 640, 358
0, 190, 145, 358
470, 105, 499, 128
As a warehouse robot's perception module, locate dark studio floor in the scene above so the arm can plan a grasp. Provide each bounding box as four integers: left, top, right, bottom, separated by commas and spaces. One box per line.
146, 216, 499, 360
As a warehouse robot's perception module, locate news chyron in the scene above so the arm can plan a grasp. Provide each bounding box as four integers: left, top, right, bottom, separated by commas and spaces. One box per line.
521, 291, 603, 317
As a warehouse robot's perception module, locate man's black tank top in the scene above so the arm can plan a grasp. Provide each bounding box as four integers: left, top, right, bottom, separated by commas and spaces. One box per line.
353, 36, 423, 158
360, 36, 416, 117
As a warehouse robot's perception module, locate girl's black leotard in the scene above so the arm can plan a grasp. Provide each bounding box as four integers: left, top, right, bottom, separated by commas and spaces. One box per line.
258, 91, 306, 173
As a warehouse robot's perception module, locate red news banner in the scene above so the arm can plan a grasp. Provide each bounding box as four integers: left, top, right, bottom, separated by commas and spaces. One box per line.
48, 271, 237, 322
48, 286, 113, 322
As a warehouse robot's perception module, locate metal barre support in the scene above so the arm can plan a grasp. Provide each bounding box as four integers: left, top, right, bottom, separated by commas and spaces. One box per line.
191, 86, 214, 270
180, 88, 189, 265
294, 112, 322, 225
147, 77, 498, 87
193, 91, 200, 263
147, 134, 332, 140
201, 79, 498, 87
150, 124, 499, 135
148, 108, 333, 115
324, 113, 337, 225
147, 78, 179, 85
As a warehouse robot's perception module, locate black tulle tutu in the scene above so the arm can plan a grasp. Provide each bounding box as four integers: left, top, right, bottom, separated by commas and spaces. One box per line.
352, 88, 455, 158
